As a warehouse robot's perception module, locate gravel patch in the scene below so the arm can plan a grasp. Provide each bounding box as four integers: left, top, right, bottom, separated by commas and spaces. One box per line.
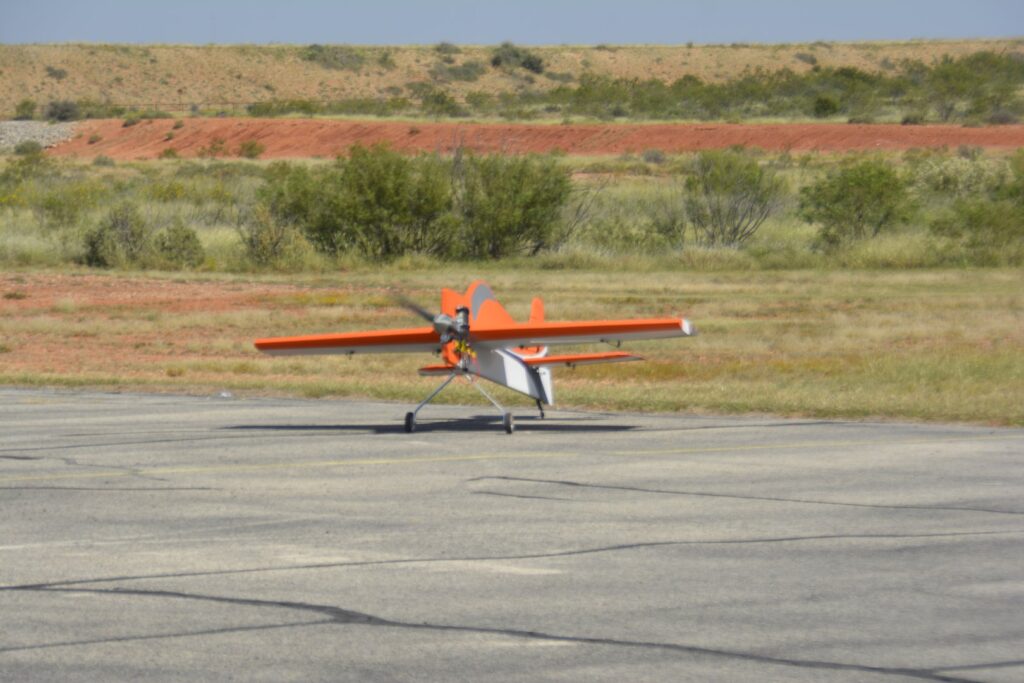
0, 121, 78, 152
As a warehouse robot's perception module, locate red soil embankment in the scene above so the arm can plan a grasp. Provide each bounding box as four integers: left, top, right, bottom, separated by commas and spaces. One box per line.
49, 118, 1024, 160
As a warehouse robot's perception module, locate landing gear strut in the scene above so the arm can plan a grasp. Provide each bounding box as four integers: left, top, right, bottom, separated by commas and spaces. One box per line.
403, 369, 516, 434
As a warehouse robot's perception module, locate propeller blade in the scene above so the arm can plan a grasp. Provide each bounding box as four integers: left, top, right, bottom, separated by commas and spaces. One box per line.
394, 294, 436, 324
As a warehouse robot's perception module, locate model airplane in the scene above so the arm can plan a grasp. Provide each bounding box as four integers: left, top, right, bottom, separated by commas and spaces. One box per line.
255, 281, 695, 433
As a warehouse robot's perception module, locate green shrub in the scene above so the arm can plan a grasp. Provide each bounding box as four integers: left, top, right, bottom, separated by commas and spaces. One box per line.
641, 149, 666, 164
239, 204, 314, 269
14, 99, 36, 120
31, 181, 105, 229
430, 60, 487, 83
378, 50, 397, 70
88, 133, 102, 144
45, 65, 68, 81
799, 157, 914, 248
434, 42, 462, 56
316, 145, 457, 259
683, 150, 786, 247
153, 222, 205, 269
300, 44, 365, 71
813, 95, 839, 118
237, 140, 265, 159
931, 199, 1024, 251
159, 148, 179, 160
454, 153, 572, 258
92, 155, 115, 167
198, 138, 227, 159
45, 100, 80, 121
83, 202, 151, 268
14, 141, 43, 156
490, 42, 545, 74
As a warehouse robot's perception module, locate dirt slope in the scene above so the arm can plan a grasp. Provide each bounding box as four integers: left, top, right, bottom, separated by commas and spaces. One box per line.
50, 118, 1024, 160
3, 40, 1021, 116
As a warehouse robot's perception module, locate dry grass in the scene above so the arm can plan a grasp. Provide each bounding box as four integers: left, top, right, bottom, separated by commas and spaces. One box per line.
2, 39, 1021, 115
1, 267, 1021, 425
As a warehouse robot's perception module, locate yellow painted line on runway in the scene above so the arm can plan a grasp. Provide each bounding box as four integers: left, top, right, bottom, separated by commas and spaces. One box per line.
0, 433, 1018, 485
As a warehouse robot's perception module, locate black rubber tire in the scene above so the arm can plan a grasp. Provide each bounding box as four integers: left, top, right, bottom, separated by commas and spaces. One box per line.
404, 412, 415, 433
503, 412, 514, 434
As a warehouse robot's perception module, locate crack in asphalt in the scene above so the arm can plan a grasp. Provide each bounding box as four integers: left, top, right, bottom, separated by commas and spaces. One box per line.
3, 585, 984, 682
0, 618, 330, 653
936, 659, 1024, 672
3, 529, 1020, 592
472, 490, 575, 502
471, 476, 1024, 517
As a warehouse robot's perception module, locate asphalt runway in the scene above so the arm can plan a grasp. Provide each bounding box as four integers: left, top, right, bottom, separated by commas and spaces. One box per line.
1, 388, 1023, 682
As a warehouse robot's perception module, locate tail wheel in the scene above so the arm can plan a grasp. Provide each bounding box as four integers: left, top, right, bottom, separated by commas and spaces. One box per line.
502, 412, 514, 434
404, 412, 416, 433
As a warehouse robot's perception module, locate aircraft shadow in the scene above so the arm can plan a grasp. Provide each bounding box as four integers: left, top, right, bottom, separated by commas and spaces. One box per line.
226, 416, 637, 435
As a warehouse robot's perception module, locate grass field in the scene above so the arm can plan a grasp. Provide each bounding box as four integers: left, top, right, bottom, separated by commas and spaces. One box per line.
2, 267, 1021, 426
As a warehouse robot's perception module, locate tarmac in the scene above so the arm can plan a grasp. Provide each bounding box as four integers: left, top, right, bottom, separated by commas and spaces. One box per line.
1, 388, 1023, 682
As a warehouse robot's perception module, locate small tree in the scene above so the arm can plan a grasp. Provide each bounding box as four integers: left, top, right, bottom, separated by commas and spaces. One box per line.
683, 150, 786, 247
799, 157, 914, 248
454, 153, 571, 258
304, 145, 456, 260
45, 100, 80, 122
83, 202, 150, 267
14, 99, 36, 120
153, 222, 205, 269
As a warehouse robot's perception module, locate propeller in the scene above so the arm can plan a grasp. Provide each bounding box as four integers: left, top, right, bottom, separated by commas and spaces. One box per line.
395, 295, 469, 345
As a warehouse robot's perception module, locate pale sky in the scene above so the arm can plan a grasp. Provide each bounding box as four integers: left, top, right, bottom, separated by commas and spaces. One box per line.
1, 0, 1021, 45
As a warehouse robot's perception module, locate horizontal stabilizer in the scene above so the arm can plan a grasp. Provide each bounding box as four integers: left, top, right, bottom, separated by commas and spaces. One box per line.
522, 351, 642, 367
418, 364, 456, 376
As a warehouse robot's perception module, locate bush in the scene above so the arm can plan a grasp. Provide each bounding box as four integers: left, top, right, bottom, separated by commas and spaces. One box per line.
799, 157, 914, 248
931, 199, 1024, 252
237, 140, 265, 159
92, 155, 115, 167
683, 150, 786, 247
642, 149, 666, 164
83, 203, 150, 268
159, 148, 179, 160
300, 44, 365, 71
430, 60, 487, 83
434, 42, 462, 56
490, 42, 545, 74
14, 141, 43, 156
14, 99, 36, 120
323, 145, 457, 259
45, 65, 68, 81
45, 100, 80, 121
239, 204, 314, 269
31, 181, 105, 229
265, 146, 457, 260
454, 153, 572, 258
153, 222, 205, 269
812, 95, 839, 118
88, 133, 102, 144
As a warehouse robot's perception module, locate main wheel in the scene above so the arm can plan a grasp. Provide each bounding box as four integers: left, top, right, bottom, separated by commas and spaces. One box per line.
404, 412, 416, 433
502, 412, 514, 434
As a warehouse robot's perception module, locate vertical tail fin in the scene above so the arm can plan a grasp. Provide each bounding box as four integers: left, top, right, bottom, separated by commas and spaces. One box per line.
529, 297, 545, 323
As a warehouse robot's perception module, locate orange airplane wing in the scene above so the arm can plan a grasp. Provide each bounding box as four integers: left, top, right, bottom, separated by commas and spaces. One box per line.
254, 327, 440, 356
470, 318, 695, 348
